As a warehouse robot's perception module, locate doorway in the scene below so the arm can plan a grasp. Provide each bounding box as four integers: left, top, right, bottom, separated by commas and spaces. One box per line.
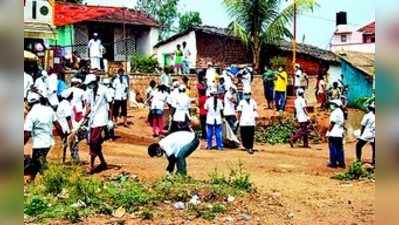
88, 22, 115, 61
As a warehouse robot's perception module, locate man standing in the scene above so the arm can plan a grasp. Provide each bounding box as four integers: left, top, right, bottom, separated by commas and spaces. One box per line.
88, 33, 103, 70
294, 64, 308, 93
356, 102, 375, 165
326, 99, 346, 168
182, 41, 191, 75
148, 131, 200, 176
274, 66, 288, 112
289, 88, 310, 148
112, 69, 129, 127
262, 65, 275, 109
237, 91, 258, 154
84, 74, 113, 174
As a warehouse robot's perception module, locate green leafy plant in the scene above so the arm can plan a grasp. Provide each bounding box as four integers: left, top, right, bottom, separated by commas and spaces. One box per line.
333, 161, 374, 180
24, 196, 48, 216
270, 56, 288, 69
41, 165, 71, 195
350, 95, 375, 111
178, 11, 202, 32
130, 53, 159, 73
255, 118, 296, 145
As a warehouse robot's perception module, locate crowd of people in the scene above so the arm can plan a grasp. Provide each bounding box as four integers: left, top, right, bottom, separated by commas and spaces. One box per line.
23, 60, 375, 179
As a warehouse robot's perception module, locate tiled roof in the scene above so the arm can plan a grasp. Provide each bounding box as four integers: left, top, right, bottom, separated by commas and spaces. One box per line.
358, 21, 375, 34
54, 2, 161, 27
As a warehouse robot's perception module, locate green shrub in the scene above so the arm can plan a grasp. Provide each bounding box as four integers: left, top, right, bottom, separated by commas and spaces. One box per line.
350, 95, 375, 111
130, 53, 159, 73
270, 56, 288, 69
69, 176, 102, 206
333, 161, 374, 180
255, 119, 296, 145
41, 165, 71, 195
24, 196, 48, 216
64, 207, 81, 223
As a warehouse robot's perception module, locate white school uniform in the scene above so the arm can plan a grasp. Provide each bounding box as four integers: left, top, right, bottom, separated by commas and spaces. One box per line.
359, 112, 375, 142
71, 87, 86, 114
294, 96, 309, 123
47, 73, 59, 107
88, 39, 102, 69
159, 131, 196, 157
328, 108, 345, 138
85, 84, 113, 128
223, 90, 236, 116
57, 99, 73, 134
294, 69, 304, 87
173, 93, 191, 122
34, 76, 49, 99
24, 72, 33, 99
24, 104, 57, 149
204, 97, 224, 125
237, 99, 258, 126
151, 90, 169, 110
112, 75, 129, 101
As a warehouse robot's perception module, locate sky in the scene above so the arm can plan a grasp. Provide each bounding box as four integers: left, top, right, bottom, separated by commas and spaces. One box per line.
83, 0, 379, 49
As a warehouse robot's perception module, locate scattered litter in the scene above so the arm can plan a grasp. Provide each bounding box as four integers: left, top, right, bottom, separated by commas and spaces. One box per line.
189, 194, 201, 205
112, 206, 126, 218
174, 201, 185, 210
288, 212, 295, 219
71, 199, 87, 208
227, 196, 235, 203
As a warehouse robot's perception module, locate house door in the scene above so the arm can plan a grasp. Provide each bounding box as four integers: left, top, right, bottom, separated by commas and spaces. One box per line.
88, 23, 114, 61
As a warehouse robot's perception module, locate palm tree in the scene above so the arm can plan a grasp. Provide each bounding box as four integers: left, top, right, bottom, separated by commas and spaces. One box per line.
223, 0, 317, 72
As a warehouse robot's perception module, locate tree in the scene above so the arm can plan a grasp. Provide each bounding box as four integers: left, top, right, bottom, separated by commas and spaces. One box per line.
223, 0, 317, 72
178, 11, 202, 33
136, 0, 180, 40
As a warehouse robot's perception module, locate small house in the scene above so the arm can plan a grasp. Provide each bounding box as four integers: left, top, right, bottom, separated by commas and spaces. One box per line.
338, 51, 375, 104
51, 2, 161, 63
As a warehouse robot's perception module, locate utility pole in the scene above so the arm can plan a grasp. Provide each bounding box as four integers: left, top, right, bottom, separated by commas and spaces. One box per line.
292, 0, 297, 75
123, 7, 128, 73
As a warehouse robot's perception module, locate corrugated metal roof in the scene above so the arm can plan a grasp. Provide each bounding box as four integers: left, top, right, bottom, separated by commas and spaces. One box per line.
54, 2, 161, 27
358, 21, 375, 34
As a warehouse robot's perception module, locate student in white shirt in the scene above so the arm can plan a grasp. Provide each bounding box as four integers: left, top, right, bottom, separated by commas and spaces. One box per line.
102, 78, 116, 140
356, 102, 375, 165
294, 64, 308, 92
148, 131, 200, 175
24, 72, 34, 100
289, 88, 311, 148
182, 41, 191, 75
47, 70, 59, 109
224, 86, 238, 132
170, 85, 191, 133
237, 91, 258, 154
204, 89, 224, 150
57, 89, 76, 163
150, 85, 169, 137
326, 99, 346, 168
84, 74, 113, 174
70, 78, 86, 123
112, 69, 129, 127
24, 93, 63, 180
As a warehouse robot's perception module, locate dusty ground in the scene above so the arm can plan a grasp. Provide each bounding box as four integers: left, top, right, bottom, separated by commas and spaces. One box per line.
25, 108, 375, 225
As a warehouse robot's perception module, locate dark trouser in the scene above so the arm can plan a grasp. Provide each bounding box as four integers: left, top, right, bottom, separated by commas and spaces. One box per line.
274, 91, 286, 111
89, 127, 104, 157
31, 147, 51, 177
207, 123, 223, 149
290, 122, 310, 147
356, 139, 375, 164
240, 126, 255, 150
237, 92, 243, 104
328, 137, 345, 167
200, 115, 207, 139
175, 134, 200, 175
225, 115, 237, 132
113, 99, 127, 119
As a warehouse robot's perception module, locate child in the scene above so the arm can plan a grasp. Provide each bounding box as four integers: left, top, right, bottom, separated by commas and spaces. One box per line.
24, 93, 63, 180
204, 89, 224, 150
356, 102, 375, 165
289, 88, 310, 148
57, 89, 76, 163
148, 131, 200, 176
224, 86, 238, 132
70, 78, 86, 124
150, 85, 169, 137
237, 91, 258, 154
198, 87, 208, 139
146, 80, 157, 125
171, 85, 191, 132
326, 99, 345, 168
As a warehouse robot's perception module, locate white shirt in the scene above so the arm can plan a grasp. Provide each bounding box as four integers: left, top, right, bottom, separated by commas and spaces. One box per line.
24, 104, 57, 149
317, 80, 326, 94
173, 93, 191, 122
85, 84, 113, 128
112, 75, 129, 101
167, 89, 180, 108
159, 131, 196, 157
206, 68, 216, 88
237, 99, 258, 126
294, 69, 303, 87
24, 73, 34, 98
34, 76, 49, 98
47, 73, 58, 94
242, 72, 251, 92
57, 100, 73, 134
223, 91, 236, 116
360, 112, 375, 142
70, 87, 86, 113
204, 97, 224, 125
88, 39, 102, 58
183, 47, 191, 61
295, 97, 308, 123
328, 108, 345, 137
221, 71, 233, 91
151, 90, 169, 110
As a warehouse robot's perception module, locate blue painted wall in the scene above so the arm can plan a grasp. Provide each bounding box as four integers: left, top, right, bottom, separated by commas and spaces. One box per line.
341, 61, 373, 104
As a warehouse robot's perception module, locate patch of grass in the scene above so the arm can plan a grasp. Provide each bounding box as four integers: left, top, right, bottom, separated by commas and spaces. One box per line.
24, 162, 254, 223
255, 118, 296, 145
332, 161, 374, 180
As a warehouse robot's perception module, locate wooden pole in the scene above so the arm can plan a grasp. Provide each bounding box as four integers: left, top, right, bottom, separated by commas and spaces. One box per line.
292, 0, 297, 75
123, 7, 128, 73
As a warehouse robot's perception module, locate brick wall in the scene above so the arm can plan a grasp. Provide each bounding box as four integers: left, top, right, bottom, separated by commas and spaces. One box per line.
195, 32, 252, 68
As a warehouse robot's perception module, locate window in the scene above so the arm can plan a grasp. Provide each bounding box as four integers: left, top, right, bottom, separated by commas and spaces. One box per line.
341, 34, 347, 43
363, 34, 375, 43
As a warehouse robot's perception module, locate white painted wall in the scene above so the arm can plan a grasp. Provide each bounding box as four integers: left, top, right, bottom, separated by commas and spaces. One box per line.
327, 64, 342, 87
24, 0, 53, 24
154, 31, 197, 68
330, 24, 375, 53
331, 43, 375, 53
136, 27, 159, 56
